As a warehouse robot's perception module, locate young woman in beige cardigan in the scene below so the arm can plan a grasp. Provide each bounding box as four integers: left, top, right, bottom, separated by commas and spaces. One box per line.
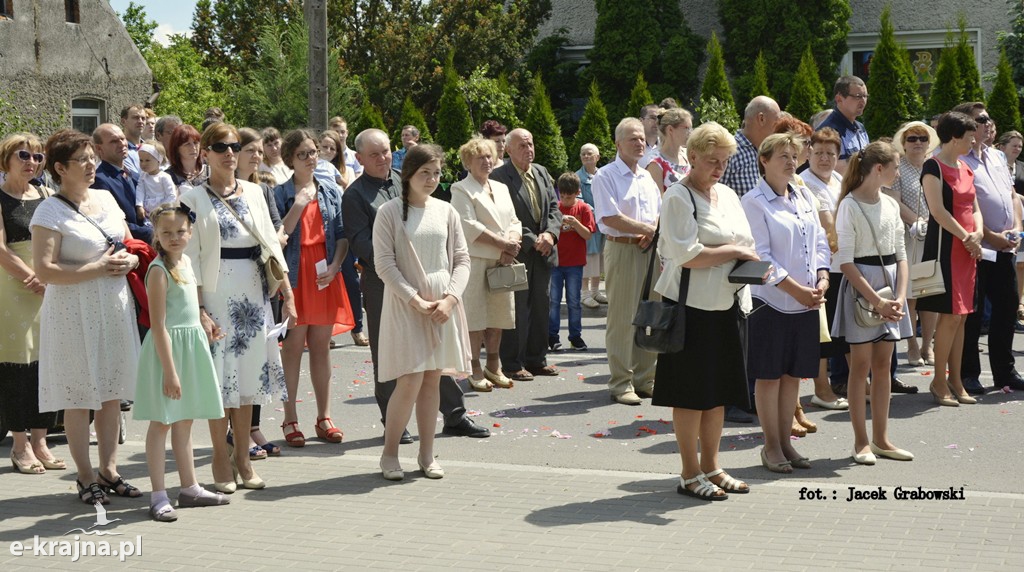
373, 144, 472, 481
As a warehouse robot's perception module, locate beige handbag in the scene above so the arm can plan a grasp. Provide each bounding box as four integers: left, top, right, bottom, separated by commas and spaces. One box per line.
206, 186, 286, 296
486, 263, 528, 292
909, 228, 945, 298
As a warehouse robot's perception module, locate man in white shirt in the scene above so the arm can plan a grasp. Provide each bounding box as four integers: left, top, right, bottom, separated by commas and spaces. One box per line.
592, 118, 662, 405
329, 116, 364, 178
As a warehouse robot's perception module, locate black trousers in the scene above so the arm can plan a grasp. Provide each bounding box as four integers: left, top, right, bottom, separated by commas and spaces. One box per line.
500, 250, 552, 371
962, 253, 1019, 380
362, 269, 467, 427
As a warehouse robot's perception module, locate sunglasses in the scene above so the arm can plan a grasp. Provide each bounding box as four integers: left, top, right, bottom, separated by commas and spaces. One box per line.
207, 142, 242, 154
16, 150, 45, 163
975, 115, 991, 124
904, 135, 930, 143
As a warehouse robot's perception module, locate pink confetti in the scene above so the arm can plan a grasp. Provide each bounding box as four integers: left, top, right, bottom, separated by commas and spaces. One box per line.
1002, 386, 1013, 393
945, 444, 959, 449
549, 430, 572, 439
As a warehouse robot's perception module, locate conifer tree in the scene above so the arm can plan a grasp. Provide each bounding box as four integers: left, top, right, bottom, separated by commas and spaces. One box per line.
435, 51, 473, 151
626, 72, 654, 120
700, 32, 736, 114
750, 51, 772, 100
786, 45, 827, 123
572, 80, 615, 167
353, 99, 387, 136
864, 6, 925, 138
988, 49, 1022, 133
394, 96, 432, 145
524, 74, 569, 174
927, 34, 963, 117
956, 16, 984, 102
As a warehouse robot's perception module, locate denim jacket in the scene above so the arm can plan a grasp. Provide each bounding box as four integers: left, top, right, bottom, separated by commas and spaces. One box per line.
274, 177, 345, 288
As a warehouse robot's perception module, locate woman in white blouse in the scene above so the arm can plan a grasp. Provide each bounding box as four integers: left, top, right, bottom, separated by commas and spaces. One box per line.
741, 133, 831, 475
652, 122, 758, 500
830, 141, 914, 464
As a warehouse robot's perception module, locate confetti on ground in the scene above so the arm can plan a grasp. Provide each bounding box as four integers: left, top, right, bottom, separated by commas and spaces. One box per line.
592, 431, 609, 438
549, 430, 572, 439
945, 444, 958, 449
1002, 386, 1013, 393
922, 371, 932, 376
540, 426, 552, 431
658, 419, 671, 424
492, 423, 501, 428
467, 410, 484, 417
608, 420, 618, 425
637, 426, 657, 435
636, 415, 643, 419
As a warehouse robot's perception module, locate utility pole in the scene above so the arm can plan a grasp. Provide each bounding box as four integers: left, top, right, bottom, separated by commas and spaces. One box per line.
305, 0, 328, 131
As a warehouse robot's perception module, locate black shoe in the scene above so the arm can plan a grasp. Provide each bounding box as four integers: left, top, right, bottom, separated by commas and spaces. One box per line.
994, 371, 1024, 391
569, 337, 588, 350
961, 376, 985, 395
890, 376, 918, 394
442, 417, 491, 438
399, 429, 414, 445
120, 400, 133, 411
548, 337, 562, 352
724, 405, 753, 423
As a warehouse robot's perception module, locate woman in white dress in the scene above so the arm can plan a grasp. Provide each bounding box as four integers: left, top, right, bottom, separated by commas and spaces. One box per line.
180, 123, 295, 493
31, 129, 142, 505
374, 144, 472, 481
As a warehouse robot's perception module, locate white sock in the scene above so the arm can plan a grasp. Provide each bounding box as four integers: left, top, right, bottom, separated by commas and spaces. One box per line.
182, 483, 219, 499
150, 490, 170, 511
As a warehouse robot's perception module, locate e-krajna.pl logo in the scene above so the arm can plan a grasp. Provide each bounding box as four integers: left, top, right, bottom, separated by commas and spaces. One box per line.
8, 503, 142, 563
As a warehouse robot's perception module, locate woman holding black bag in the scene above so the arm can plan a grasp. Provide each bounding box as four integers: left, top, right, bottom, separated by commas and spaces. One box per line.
652, 122, 757, 501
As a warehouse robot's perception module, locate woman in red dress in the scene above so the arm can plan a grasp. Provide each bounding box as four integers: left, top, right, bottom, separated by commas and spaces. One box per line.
916, 112, 983, 407
274, 130, 355, 445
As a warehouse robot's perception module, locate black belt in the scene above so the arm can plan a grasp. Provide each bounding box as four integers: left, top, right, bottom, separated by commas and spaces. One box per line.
853, 254, 896, 266
221, 246, 260, 260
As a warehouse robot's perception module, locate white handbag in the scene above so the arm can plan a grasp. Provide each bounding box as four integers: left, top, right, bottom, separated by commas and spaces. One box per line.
909, 226, 945, 299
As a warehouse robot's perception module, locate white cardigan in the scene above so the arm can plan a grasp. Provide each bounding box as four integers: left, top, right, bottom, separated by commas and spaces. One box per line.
180, 179, 288, 293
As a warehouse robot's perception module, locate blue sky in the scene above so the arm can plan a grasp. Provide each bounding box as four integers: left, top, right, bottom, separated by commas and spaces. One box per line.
108, 0, 199, 44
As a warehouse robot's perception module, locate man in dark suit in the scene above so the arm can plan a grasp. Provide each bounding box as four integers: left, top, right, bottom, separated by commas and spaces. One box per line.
490, 128, 562, 380
91, 123, 152, 243
343, 128, 489, 441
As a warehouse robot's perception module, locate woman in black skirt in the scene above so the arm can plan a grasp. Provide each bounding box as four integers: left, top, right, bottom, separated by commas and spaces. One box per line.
652, 123, 758, 500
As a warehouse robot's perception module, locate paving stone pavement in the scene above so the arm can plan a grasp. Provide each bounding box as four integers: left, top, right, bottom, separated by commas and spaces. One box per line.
2, 303, 1024, 570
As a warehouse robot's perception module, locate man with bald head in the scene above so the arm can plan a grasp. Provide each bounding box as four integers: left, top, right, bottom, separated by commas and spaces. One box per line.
720, 95, 781, 197
91, 123, 152, 242
343, 129, 490, 440
490, 128, 562, 380
591, 118, 662, 405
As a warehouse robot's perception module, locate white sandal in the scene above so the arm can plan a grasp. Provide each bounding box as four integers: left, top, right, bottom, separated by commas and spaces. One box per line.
467, 375, 493, 392
677, 473, 727, 501
705, 468, 749, 493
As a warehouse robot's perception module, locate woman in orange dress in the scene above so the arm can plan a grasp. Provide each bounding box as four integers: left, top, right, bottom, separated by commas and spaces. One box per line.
274, 129, 354, 446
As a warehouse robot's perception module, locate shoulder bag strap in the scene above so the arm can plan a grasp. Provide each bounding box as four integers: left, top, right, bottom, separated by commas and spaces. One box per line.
640, 185, 698, 304
849, 197, 893, 292
53, 193, 117, 246
205, 184, 273, 254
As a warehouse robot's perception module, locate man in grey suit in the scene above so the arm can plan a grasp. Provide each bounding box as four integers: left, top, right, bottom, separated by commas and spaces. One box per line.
343, 129, 490, 440
490, 128, 562, 380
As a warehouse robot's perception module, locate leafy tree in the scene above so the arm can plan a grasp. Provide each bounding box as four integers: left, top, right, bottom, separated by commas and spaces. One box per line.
927, 34, 963, 117
863, 6, 925, 138
118, 1, 157, 56
719, 0, 851, 109
700, 32, 736, 116
988, 49, 1022, 133
524, 28, 582, 132
190, 0, 301, 71
999, 0, 1024, 94
394, 96, 433, 145
146, 36, 230, 127
353, 99, 388, 137
435, 52, 474, 150
955, 15, 984, 102
626, 73, 654, 119
572, 81, 615, 167
694, 97, 740, 134
750, 51, 772, 99
462, 68, 520, 131
787, 45, 828, 123
524, 74, 568, 174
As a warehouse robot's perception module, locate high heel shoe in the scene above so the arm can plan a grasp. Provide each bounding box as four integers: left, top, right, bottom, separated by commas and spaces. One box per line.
380, 458, 404, 481
231, 457, 266, 489
930, 386, 959, 407
852, 447, 876, 465
483, 366, 513, 389
10, 453, 45, 475
418, 458, 445, 479
467, 375, 494, 392
760, 448, 792, 474
281, 421, 305, 447
315, 417, 344, 443
869, 442, 914, 461
947, 382, 977, 405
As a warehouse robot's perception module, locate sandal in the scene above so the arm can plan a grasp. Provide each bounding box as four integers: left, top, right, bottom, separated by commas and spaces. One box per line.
76, 479, 110, 505
468, 375, 494, 392
676, 473, 728, 501
251, 428, 281, 456
794, 404, 817, 433
483, 366, 514, 388
281, 421, 305, 447
10, 452, 45, 475
705, 468, 749, 493
249, 445, 268, 460
97, 472, 142, 498
315, 417, 344, 443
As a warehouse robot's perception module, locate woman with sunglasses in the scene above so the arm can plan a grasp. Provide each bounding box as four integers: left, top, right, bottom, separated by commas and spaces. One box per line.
0, 133, 62, 476
31, 129, 142, 504
274, 129, 354, 447
179, 122, 294, 492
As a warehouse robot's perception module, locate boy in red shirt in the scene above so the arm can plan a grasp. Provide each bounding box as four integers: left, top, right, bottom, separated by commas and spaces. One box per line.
549, 172, 596, 351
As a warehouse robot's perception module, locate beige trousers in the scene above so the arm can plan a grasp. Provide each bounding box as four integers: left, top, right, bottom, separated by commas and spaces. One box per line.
603, 241, 659, 396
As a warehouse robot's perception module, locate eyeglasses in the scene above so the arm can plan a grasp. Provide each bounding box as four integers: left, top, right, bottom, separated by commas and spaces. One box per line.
975, 115, 991, 124
207, 142, 242, 154
65, 154, 96, 166
904, 135, 930, 143
295, 149, 319, 160
845, 93, 869, 100
15, 150, 45, 163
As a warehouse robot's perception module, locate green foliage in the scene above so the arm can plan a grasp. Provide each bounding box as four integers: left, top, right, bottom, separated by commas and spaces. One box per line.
626, 73, 654, 119
118, 1, 157, 56
694, 97, 741, 134
927, 34, 964, 117
435, 52, 474, 151
572, 81, 616, 168
145, 36, 230, 127
462, 67, 520, 131
750, 51, 772, 99
230, 20, 360, 130
190, 0, 301, 71
988, 49, 1022, 133
700, 32, 736, 115
394, 97, 433, 145
787, 46, 828, 123
524, 75, 569, 174
719, 0, 851, 109
589, 0, 704, 118
999, 0, 1024, 93
353, 99, 388, 137
955, 15, 984, 102
863, 6, 926, 138
0, 89, 68, 135
524, 28, 582, 133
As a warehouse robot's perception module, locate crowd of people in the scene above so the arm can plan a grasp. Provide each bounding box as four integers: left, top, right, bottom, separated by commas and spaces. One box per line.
2, 71, 1024, 515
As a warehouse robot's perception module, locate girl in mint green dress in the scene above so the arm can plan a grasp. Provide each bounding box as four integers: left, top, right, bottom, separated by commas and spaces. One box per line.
135, 204, 227, 522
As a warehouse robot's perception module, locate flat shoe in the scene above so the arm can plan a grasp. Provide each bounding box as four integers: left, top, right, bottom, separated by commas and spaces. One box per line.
418, 459, 445, 479
677, 473, 727, 501
612, 391, 642, 406
869, 442, 914, 461
177, 489, 230, 507
760, 448, 792, 474
809, 395, 849, 410
788, 456, 811, 469
149, 504, 178, 522
852, 448, 876, 465
380, 458, 404, 481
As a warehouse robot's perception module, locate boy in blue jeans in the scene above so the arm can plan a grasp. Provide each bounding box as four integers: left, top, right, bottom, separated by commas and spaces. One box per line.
549, 172, 595, 351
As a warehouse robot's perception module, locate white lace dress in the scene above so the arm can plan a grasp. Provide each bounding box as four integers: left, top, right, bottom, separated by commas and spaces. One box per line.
30, 192, 140, 410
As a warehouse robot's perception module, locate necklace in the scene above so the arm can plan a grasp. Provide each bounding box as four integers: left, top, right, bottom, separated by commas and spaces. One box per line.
215, 180, 239, 198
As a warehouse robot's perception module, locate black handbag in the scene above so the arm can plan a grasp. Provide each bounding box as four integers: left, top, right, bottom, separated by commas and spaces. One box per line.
631, 186, 697, 354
